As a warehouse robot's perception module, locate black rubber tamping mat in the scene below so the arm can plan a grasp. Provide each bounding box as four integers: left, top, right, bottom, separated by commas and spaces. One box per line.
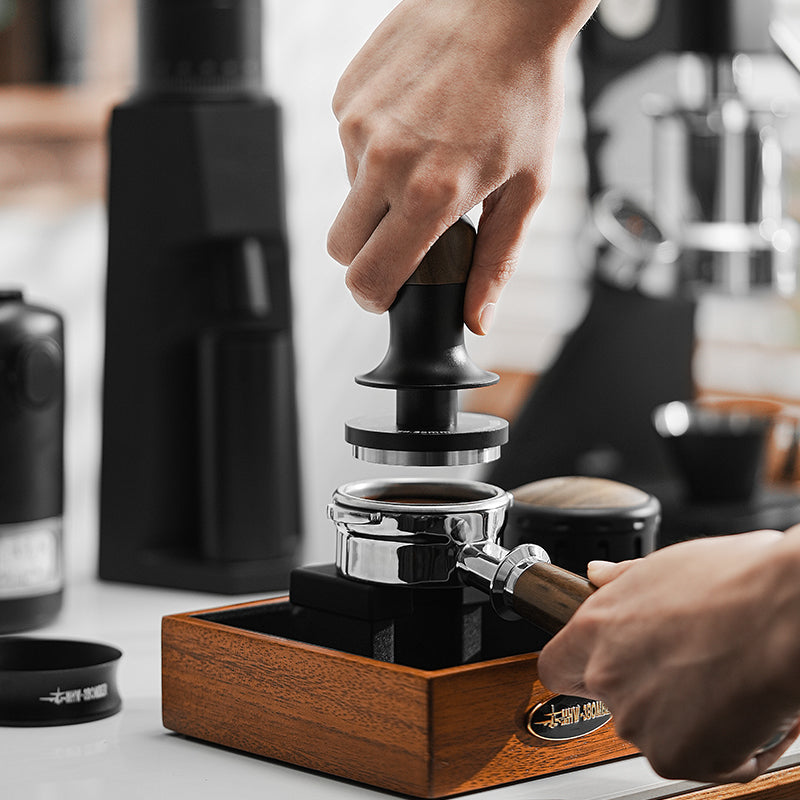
0, 637, 122, 726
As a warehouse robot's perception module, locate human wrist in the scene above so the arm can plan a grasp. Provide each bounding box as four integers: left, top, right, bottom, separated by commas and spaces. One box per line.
518, 0, 599, 50
479, 0, 597, 53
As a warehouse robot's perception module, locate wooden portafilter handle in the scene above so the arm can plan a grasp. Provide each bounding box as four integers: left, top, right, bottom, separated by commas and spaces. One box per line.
510, 559, 595, 634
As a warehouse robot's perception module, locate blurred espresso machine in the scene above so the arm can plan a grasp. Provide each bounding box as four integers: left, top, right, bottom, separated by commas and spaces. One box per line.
491, 0, 800, 549
99, 0, 301, 592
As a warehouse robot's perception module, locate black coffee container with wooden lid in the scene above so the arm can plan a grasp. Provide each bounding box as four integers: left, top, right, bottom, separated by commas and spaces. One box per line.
0, 290, 65, 632
504, 476, 660, 577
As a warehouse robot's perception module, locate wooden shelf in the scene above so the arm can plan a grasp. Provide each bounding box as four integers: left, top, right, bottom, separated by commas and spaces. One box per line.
0, 84, 124, 140
0, 84, 126, 206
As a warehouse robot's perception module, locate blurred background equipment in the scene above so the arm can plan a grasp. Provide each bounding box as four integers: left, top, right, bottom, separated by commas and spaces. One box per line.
0, 290, 64, 632
0, 0, 88, 85
489, 0, 800, 548
3, 1, 800, 582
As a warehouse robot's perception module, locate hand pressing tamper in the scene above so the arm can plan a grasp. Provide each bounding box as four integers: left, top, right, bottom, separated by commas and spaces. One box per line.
345, 217, 509, 466
338, 218, 660, 636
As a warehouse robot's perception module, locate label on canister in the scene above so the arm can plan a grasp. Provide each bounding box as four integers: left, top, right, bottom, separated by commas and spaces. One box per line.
0, 519, 62, 598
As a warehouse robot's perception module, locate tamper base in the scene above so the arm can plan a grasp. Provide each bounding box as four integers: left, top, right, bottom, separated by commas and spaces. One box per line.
345, 411, 508, 466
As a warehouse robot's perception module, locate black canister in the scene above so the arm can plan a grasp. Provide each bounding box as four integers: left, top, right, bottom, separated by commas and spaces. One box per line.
0, 290, 65, 632
503, 477, 661, 576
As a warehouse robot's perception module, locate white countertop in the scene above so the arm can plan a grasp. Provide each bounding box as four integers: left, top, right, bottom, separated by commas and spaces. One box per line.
3, 577, 799, 800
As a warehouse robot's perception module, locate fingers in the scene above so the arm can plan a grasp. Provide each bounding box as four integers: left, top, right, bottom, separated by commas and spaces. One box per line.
464, 177, 542, 335
699, 719, 800, 784
339, 207, 451, 313
327, 174, 389, 271
587, 559, 639, 587
785, 523, 800, 537
537, 621, 598, 698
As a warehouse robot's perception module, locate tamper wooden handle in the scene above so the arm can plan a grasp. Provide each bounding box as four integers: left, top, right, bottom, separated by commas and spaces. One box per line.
510, 560, 595, 635
406, 217, 476, 285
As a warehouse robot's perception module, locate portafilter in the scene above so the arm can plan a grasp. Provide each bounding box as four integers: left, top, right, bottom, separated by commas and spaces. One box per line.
330, 475, 661, 635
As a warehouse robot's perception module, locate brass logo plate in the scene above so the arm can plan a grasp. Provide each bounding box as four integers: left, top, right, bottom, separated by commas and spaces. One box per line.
526, 695, 612, 741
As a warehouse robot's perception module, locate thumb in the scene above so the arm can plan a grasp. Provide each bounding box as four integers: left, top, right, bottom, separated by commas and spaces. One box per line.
587, 559, 640, 587
785, 523, 800, 537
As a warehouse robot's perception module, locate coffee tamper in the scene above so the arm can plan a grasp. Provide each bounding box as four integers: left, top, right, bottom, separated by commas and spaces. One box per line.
345, 217, 509, 466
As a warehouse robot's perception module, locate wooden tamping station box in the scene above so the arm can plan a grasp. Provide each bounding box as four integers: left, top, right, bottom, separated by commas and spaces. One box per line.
161, 221, 660, 797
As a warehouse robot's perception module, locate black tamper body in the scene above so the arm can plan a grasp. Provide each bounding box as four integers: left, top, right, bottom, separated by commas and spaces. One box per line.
345, 218, 508, 466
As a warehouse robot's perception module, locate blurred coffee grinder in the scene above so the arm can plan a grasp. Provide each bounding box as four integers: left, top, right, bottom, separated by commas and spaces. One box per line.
491, 0, 800, 561
0, 291, 64, 632
99, 0, 301, 591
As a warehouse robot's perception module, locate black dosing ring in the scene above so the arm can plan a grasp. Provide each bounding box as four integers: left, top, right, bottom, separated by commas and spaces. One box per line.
0, 637, 122, 726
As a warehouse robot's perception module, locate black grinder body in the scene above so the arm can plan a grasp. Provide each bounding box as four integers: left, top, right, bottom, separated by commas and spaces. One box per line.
99, 1, 301, 592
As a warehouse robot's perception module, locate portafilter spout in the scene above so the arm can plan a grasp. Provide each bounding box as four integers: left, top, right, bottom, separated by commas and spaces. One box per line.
329, 475, 659, 635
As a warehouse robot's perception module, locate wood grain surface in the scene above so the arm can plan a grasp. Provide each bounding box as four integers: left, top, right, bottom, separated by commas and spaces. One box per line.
407, 217, 476, 286
162, 597, 800, 798
161, 596, 637, 797
511, 560, 596, 634
667, 765, 800, 799
513, 475, 652, 509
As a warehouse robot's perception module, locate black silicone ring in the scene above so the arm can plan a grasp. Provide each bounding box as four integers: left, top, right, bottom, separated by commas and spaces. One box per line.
0, 637, 122, 726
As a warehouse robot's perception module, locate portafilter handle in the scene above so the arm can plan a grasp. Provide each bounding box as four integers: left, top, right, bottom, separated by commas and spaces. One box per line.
458, 541, 595, 635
